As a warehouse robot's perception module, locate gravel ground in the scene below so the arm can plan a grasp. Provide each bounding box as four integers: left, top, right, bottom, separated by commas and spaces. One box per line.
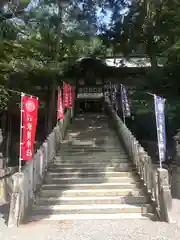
0, 218, 180, 240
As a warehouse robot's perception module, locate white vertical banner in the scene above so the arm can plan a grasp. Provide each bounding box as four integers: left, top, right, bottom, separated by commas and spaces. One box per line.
154, 94, 166, 168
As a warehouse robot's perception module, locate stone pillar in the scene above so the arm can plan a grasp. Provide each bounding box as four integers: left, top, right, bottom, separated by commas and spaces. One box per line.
171, 166, 180, 198
0, 128, 5, 202
171, 130, 180, 198
157, 168, 173, 222
174, 130, 180, 165
8, 173, 24, 227
0, 167, 5, 202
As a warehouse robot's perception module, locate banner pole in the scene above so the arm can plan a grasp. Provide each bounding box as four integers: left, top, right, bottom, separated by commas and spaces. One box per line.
19, 92, 24, 172
120, 84, 126, 124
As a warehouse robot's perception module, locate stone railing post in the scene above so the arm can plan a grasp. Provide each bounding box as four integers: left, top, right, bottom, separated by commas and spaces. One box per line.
170, 130, 180, 197
8, 172, 24, 227
174, 130, 180, 165
0, 152, 5, 202
157, 168, 173, 222
104, 97, 173, 222
7, 107, 74, 227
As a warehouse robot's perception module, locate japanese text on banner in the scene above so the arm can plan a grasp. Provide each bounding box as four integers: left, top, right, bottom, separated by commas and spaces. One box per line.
63, 82, 69, 108
68, 85, 72, 108
21, 95, 38, 160
121, 85, 131, 117
57, 88, 64, 120
154, 95, 166, 163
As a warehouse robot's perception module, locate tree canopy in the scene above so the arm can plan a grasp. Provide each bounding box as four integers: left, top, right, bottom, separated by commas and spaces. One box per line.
0, 0, 180, 105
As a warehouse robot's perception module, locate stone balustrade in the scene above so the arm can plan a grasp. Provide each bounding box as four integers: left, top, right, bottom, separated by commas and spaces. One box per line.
7, 107, 73, 227
104, 97, 173, 222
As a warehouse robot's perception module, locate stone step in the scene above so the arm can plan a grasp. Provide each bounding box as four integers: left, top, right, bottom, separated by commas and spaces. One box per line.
46, 171, 137, 178
36, 195, 148, 205
28, 213, 150, 221
39, 188, 144, 197
48, 162, 132, 171
50, 162, 132, 168
59, 147, 126, 151
31, 203, 152, 215
56, 156, 129, 162
53, 159, 130, 165
41, 182, 142, 191
44, 176, 139, 184
48, 166, 136, 173
58, 151, 127, 157
51, 161, 130, 168
58, 146, 126, 150
62, 143, 124, 148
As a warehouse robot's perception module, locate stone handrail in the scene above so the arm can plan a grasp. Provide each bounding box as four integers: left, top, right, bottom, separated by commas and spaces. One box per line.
104, 97, 173, 222
7, 107, 73, 227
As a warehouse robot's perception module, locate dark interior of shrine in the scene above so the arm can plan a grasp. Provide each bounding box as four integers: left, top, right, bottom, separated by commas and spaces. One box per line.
78, 100, 104, 113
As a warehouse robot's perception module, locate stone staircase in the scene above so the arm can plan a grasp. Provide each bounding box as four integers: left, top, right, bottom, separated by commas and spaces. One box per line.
28, 114, 153, 222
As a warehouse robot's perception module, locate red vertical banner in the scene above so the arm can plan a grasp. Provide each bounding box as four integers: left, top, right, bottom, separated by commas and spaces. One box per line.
63, 82, 69, 108
57, 87, 64, 120
21, 95, 39, 160
68, 84, 72, 108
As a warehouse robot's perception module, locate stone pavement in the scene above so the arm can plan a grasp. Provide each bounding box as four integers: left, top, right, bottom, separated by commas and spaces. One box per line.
1, 218, 180, 240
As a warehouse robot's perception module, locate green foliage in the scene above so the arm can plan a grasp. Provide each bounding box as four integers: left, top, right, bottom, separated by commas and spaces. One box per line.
0, 0, 122, 115
0, 0, 179, 107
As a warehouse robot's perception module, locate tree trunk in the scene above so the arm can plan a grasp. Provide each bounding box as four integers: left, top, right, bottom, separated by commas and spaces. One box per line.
46, 1, 62, 134
47, 81, 56, 134
146, 33, 158, 70
5, 110, 12, 167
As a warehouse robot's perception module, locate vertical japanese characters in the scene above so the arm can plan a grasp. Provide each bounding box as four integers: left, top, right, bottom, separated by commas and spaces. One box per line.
63, 82, 73, 109
63, 82, 69, 108
21, 95, 39, 160
154, 95, 166, 165
57, 88, 64, 120
68, 84, 72, 108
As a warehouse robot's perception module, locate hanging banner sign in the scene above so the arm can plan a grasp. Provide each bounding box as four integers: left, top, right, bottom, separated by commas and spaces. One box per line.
57, 88, 64, 120
63, 82, 69, 108
77, 87, 103, 99
68, 84, 72, 108
121, 84, 131, 117
154, 95, 166, 165
21, 95, 39, 160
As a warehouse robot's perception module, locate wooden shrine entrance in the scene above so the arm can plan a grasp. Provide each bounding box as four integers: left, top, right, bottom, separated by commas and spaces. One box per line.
64, 56, 159, 114
76, 81, 104, 113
